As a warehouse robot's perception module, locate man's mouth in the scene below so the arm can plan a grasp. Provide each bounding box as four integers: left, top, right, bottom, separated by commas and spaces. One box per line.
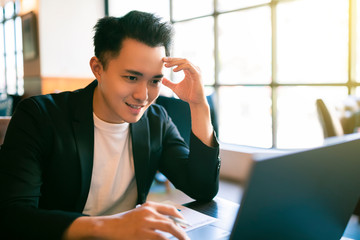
126, 103, 144, 109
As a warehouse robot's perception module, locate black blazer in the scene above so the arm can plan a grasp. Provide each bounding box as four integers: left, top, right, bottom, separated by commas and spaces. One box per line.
0, 80, 220, 240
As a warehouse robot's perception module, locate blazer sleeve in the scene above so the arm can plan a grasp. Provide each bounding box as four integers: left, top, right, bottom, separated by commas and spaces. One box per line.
0, 98, 84, 240
157, 106, 221, 202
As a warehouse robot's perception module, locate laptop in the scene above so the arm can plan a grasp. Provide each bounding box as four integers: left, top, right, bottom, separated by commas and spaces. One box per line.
185, 133, 360, 240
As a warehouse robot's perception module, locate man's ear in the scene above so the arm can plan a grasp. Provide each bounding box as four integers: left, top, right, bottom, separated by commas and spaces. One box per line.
90, 57, 103, 81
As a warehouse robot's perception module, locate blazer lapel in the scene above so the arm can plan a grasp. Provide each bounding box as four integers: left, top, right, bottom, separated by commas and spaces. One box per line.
131, 117, 150, 204
69, 80, 151, 208
71, 81, 97, 211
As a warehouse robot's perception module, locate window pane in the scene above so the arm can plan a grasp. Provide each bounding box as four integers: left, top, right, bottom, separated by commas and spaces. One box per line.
277, 0, 348, 84
0, 7, 3, 21
17, 77, 24, 95
0, 56, 4, 93
109, 0, 170, 21
15, 0, 21, 15
204, 86, 215, 96
218, 7, 271, 84
218, 86, 272, 148
15, 17, 22, 51
356, 0, 360, 83
6, 52, 16, 94
0, 23, 3, 92
0, 24, 3, 55
276, 86, 348, 149
4, 2, 14, 19
172, 0, 213, 21
217, 0, 270, 12
172, 17, 214, 85
5, 19, 15, 54
17, 51, 23, 79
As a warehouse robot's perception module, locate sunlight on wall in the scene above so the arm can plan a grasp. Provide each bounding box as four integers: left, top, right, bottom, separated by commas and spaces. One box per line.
20, 0, 37, 14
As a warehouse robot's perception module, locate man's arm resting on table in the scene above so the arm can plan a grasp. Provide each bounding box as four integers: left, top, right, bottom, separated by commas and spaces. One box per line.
63, 202, 189, 240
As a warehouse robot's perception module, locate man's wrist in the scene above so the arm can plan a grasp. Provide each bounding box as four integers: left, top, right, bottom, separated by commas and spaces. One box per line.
62, 216, 102, 240
189, 101, 214, 147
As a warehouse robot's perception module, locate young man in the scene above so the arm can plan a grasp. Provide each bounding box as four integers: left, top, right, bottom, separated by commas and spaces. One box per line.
0, 11, 220, 240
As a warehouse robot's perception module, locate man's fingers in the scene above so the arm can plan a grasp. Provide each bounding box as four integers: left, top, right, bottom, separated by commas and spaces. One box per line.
165, 61, 200, 75
142, 201, 185, 219
156, 205, 184, 220
131, 202, 190, 240
162, 78, 177, 91
163, 57, 184, 64
148, 219, 189, 240
163, 57, 192, 68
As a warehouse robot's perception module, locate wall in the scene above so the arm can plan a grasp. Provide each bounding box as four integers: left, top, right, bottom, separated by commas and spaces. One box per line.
219, 147, 253, 183
38, 0, 104, 93
19, 0, 41, 97
219, 144, 288, 183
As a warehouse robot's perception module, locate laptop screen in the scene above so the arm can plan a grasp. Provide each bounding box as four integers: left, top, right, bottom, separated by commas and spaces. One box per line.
230, 133, 360, 240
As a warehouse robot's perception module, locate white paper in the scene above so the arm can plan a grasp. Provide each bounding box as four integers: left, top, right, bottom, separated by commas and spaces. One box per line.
109, 201, 217, 238
158, 200, 217, 238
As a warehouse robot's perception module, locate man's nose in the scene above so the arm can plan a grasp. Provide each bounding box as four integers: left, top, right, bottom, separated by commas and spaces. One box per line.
133, 82, 148, 102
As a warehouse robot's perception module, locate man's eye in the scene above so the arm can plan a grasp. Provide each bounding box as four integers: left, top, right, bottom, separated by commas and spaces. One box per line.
152, 79, 162, 85
126, 76, 137, 81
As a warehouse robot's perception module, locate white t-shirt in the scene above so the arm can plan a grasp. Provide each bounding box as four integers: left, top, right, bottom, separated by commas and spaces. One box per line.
82, 113, 138, 216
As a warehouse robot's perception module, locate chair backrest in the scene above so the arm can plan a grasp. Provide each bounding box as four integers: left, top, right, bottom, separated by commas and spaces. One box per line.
0, 97, 13, 116
316, 98, 360, 217
316, 99, 344, 138
337, 96, 360, 134
156, 94, 218, 146
0, 116, 11, 146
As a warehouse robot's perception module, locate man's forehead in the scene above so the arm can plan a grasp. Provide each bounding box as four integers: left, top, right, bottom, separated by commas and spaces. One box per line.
121, 38, 166, 53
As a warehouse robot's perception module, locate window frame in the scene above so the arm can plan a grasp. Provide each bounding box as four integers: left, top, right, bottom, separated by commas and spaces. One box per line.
1, 0, 23, 97
169, 0, 360, 149
106, 0, 360, 149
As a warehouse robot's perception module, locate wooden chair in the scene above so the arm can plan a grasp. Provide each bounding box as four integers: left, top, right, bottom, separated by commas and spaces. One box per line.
316, 99, 344, 138
0, 116, 11, 146
316, 97, 360, 139
316, 98, 360, 220
156, 93, 219, 146
154, 94, 219, 189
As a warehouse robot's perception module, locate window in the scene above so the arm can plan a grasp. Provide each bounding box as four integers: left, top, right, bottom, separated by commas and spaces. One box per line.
108, 0, 358, 149
0, 0, 23, 96
274, 0, 350, 148
171, 0, 354, 149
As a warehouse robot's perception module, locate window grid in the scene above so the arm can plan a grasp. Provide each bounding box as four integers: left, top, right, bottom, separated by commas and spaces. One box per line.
1, 0, 22, 96
169, 0, 360, 149
349, 0, 356, 95
1, 7, 7, 94
105, 0, 360, 148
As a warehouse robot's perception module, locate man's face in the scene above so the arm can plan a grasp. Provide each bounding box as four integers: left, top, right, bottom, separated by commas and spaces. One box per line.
94, 38, 166, 123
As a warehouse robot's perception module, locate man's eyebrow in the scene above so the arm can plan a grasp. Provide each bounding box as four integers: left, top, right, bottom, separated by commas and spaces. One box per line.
153, 74, 164, 79
125, 70, 143, 76
125, 70, 163, 79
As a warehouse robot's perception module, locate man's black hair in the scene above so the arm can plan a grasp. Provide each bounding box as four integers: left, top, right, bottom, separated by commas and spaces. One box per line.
93, 10, 174, 69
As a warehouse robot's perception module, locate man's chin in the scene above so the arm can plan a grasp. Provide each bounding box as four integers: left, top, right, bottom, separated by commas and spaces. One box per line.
119, 107, 148, 123
123, 114, 144, 123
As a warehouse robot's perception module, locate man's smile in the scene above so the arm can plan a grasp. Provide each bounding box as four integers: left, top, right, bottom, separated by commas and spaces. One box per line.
125, 102, 145, 109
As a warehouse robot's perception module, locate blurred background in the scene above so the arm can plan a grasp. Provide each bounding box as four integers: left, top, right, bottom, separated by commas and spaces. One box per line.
1, 0, 360, 150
